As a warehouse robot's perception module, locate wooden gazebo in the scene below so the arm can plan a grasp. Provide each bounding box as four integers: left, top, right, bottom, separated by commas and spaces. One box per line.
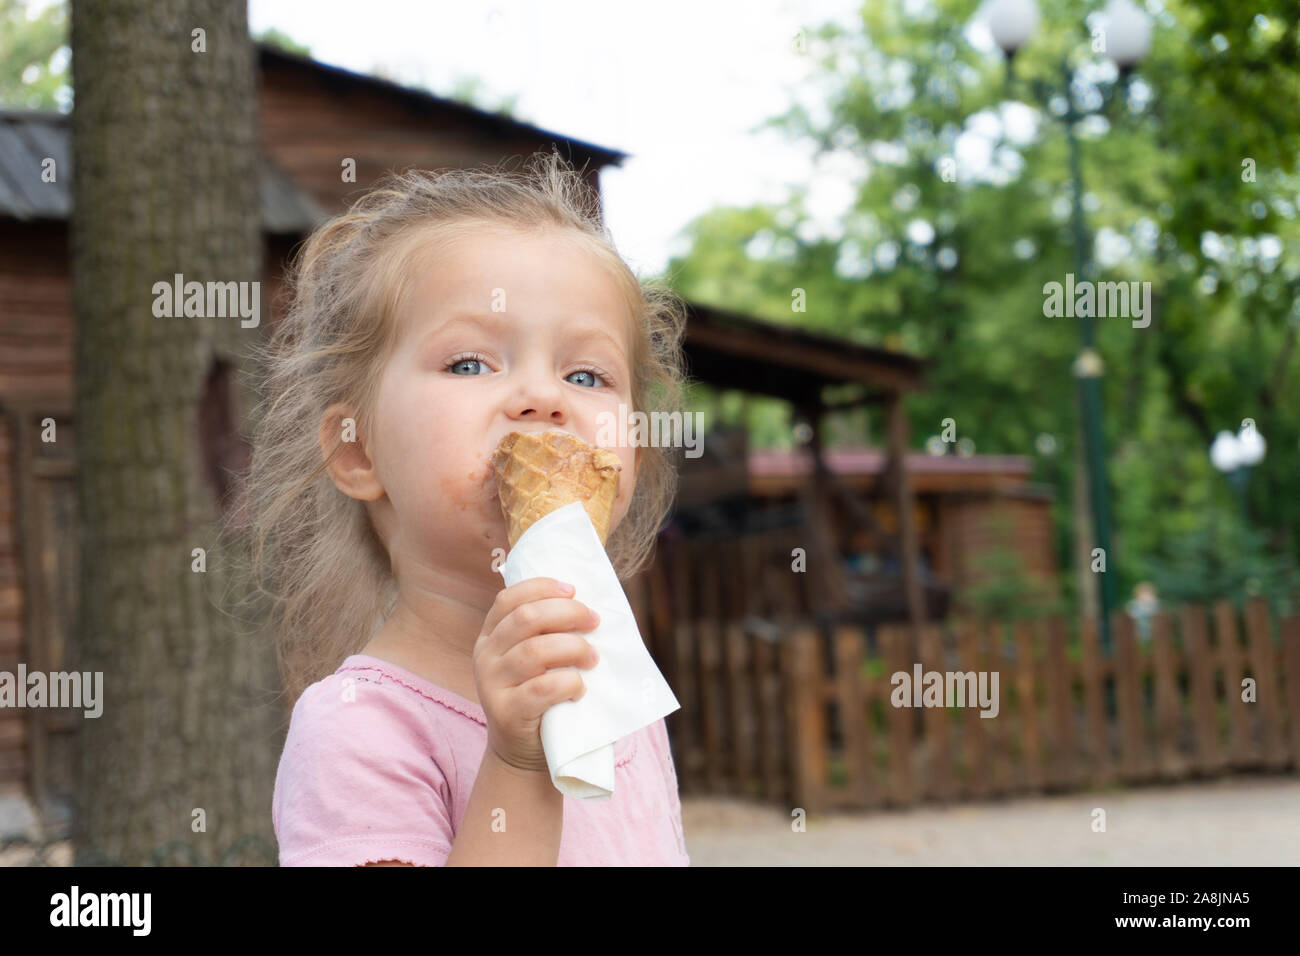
667, 300, 931, 632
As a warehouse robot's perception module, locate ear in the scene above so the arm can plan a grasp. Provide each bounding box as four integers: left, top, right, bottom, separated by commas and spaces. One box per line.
318, 403, 385, 501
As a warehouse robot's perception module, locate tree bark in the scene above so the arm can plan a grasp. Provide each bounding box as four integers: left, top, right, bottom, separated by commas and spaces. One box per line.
70, 0, 279, 865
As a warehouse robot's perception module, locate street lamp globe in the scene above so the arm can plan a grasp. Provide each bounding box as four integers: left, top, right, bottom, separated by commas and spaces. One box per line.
1209, 430, 1242, 473
986, 0, 1040, 56
1236, 424, 1267, 466
1101, 0, 1153, 69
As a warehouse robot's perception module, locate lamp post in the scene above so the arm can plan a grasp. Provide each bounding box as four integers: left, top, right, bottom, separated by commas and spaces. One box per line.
1210, 423, 1267, 525
986, 0, 1152, 656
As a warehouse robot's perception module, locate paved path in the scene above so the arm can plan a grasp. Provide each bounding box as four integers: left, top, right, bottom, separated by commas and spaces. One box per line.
6, 776, 1295, 866
679, 775, 1300, 866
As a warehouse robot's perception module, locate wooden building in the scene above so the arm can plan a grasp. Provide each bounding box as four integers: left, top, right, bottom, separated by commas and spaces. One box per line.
744, 445, 1059, 617
629, 306, 1057, 706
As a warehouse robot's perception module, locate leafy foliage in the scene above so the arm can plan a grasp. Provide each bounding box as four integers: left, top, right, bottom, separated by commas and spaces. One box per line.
659, 0, 1300, 609
0, 0, 69, 110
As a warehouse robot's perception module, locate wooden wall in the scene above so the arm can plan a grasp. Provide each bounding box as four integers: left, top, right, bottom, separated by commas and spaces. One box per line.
258, 56, 605, 216
0, 414, 22, 786
0, 219, 74, 790
0, 221, 298, 798
0, 221, 74, 401
934, 491, 1059, 600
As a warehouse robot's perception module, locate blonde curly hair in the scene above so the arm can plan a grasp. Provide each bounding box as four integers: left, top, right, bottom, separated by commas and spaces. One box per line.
244, 150, 689, 708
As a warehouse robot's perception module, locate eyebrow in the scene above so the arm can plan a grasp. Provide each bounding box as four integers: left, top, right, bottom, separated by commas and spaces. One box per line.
423, 312, 628, 358
565, 324, 628, 357
420, 312, 508, 341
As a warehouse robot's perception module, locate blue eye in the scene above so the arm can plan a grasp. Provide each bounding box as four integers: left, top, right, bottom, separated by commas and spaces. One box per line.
447, 355, 492, 375
566, 369, 606, 388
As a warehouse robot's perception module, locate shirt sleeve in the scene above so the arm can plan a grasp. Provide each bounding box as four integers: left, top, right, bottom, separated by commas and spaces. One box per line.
274, 675, 456, 866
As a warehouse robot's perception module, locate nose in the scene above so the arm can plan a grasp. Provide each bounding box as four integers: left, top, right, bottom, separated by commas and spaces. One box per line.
505, 358, 569, 425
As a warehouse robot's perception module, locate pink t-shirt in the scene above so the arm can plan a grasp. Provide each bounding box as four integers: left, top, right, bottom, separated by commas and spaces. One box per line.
272, 654, 690, 866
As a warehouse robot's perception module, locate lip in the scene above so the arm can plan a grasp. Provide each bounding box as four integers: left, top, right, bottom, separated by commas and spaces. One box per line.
487, 426, 614, 469
488, 427, 582, 461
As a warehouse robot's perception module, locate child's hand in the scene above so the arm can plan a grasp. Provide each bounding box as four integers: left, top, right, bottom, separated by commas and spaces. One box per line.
474, 577, 601, 775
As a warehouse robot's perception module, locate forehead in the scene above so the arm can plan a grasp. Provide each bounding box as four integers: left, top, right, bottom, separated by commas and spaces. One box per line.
397, 222, 637, 351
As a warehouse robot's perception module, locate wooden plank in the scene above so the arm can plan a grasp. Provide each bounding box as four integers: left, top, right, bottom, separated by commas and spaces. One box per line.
719, 538, 749, 796
697, 539, 726, 792
1043, 615, 1077, 789
986, 620, 1014, 795
1150, 610, 1186, 778
781, 628, 826, 814
1078, 615, 1112, 786
956, 619, 988, 799
1214, 601, 1255, 766
1113, 611, 1148, 780
0, 747, 27, 784
750, 629, 784, 802
882, 624, 913, 805
749, 563, 785, 803
0, 715, 24, 749
1244, 596, 1287, 768
1015, 618, 1043, 791
919, 623, 953, 801
738, 531, 761, 617
668, 537, 699, 792
1181, 605, 1221, 773
762, 534, 792, 616
834, 624, 876, 807
886, 393, 926, 639
724, 620, 752, 796
1282, 613, 1300, 769
626, 571, 649, 649
645, 558, 674, 678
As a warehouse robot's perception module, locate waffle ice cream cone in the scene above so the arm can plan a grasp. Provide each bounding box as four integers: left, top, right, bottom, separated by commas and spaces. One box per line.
492, 430, 622, 547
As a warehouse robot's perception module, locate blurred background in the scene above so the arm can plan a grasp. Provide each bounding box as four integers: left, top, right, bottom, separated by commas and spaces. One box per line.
0, 0, 1298, 865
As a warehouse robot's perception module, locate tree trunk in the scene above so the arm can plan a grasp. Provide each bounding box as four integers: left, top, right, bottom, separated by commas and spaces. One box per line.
70, 0, 279, 865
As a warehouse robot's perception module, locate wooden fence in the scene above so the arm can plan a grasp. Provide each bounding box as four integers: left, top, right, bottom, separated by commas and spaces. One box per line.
637, 578, 1300, 813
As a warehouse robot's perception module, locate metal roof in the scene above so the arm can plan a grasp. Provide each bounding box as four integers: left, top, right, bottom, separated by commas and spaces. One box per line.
0, 109, 329, 233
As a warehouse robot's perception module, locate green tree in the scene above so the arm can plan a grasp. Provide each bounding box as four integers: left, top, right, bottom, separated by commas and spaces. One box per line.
254, 26, 310, 57
1, 3, 318, 111
659, 0, 1300, 611
0, 0, 70, 109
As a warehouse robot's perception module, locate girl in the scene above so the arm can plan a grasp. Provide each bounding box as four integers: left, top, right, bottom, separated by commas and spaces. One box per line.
253, 150, 691, 866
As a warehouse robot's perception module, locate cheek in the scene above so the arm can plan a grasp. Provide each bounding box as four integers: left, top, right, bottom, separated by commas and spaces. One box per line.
437, 447, 495, 516
375, 372, 474, 510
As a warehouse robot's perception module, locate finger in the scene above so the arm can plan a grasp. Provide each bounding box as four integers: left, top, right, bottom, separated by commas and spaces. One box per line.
495, 598, 599, 653
516, 667, 587, 715
497, 632, 599, 688
480, 577, 574, 638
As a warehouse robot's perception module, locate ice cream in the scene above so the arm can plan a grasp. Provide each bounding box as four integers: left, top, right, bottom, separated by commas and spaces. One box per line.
492, 430, 622, 547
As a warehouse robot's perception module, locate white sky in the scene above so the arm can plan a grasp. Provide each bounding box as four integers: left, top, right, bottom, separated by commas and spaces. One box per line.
246, 0, 868, 279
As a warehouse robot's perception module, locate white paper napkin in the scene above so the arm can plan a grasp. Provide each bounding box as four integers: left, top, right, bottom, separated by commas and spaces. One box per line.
499, 501, 680, 799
